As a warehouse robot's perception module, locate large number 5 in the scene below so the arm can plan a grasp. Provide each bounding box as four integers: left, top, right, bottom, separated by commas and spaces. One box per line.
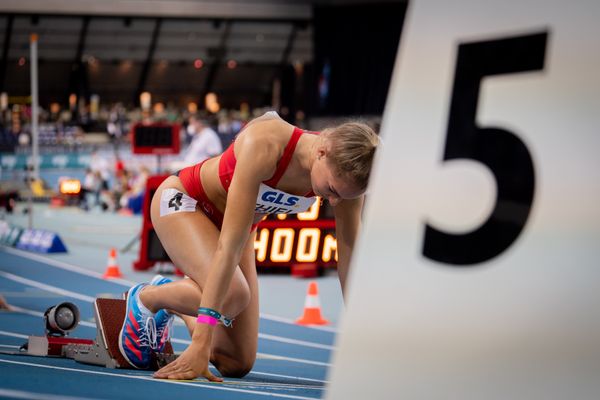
423, 32, 548, 265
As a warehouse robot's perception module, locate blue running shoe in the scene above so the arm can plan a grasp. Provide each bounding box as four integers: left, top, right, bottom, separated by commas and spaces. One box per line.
150, 275, 175, 354
118, 283, 156, 369
150, 274, 172, 286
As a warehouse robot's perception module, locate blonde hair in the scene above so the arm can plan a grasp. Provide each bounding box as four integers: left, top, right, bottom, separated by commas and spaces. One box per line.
324, 122, 380, 190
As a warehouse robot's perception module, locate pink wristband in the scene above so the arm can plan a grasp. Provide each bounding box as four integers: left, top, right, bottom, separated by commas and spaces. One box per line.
196, 314, 218, 326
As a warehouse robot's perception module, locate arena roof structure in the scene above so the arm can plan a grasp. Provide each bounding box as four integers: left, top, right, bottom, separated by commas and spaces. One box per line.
0, 0, 404, 111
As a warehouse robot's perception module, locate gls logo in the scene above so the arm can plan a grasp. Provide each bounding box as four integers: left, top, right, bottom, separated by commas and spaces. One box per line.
261, 191, 299, 207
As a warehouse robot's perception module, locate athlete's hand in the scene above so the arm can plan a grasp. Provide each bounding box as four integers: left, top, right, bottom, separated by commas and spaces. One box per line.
153, 340, 222, 381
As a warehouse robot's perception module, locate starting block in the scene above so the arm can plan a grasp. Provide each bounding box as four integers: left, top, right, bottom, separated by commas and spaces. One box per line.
62, 298, 174, 370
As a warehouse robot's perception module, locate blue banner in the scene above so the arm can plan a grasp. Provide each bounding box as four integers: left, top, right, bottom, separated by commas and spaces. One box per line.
0, 153, 91, 170
15, 228, 68, 253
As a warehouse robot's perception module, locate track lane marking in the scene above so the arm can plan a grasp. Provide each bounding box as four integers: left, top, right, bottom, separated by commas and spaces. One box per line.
0, 388, 98, 400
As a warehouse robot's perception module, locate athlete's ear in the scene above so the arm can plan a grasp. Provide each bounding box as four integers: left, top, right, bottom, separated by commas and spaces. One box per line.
315, 135, 331, 161
316, 145, 327, 160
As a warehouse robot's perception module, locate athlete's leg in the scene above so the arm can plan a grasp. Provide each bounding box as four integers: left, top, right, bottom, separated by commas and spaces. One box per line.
164, 260, 259, 378
141, 176, 251, 319
209, 234, 259, 377
140, 176, 258, 377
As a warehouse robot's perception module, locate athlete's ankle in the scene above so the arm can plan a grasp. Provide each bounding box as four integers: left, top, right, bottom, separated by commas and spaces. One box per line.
138, 285, 159, 314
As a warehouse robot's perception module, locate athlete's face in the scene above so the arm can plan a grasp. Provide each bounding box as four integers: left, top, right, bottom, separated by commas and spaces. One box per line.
311, 151, 363, 206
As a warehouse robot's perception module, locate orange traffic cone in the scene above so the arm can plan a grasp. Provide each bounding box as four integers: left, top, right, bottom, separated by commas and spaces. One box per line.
103, 248, 123, 279
295, 281, 329, 325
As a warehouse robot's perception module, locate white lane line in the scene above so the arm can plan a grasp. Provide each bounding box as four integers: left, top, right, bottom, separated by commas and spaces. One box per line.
0, 272, 95, 302
0, 388, 99, 400
0, 359, 321, 400
1, 246, 110, 280
4, 305, 98, 329
1, 305, 45, 319
258, 333, 334, 351
0, 330, 29, 339
260, 313, 338, 333
248, 371, 328, 385
0, 246, 337, 331
254, 352, 331, 367
168, 337, 331, 367
0, 273, 334, 353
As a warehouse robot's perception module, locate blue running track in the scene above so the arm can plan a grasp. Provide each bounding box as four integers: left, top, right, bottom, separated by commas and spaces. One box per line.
0, 246, 336, 400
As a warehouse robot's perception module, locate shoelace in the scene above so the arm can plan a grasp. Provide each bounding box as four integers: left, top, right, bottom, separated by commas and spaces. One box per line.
137, 316, 157, 349
155, 314, 174, 351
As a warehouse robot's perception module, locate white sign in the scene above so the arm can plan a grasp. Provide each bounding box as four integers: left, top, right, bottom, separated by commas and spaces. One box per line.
51, 155, 69, 168
328, 1, 600, 399
1, 155, 17, 169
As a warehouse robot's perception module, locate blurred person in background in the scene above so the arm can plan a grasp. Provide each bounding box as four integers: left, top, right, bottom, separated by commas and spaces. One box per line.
170, 115, 223, 171
119, 165, 150, 214
106, 103, 129, 143
103, 168, 130, 212
89, 148, 110, 193
79, 168, 99, 210
217, 113, 241, 150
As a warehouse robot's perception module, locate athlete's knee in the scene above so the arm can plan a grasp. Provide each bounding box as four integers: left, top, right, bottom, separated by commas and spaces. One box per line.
224, 277, 251, 316
211, 350, 255, 378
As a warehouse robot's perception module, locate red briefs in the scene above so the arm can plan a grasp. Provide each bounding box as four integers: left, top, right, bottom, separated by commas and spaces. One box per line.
177, 160, 227, 229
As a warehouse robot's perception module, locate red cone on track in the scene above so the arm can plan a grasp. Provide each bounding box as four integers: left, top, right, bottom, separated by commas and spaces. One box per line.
103, 248, 123, 279
295, 281, 329, 325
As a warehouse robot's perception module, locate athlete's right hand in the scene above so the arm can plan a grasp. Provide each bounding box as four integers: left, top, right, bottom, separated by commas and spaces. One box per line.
153, 338, 221, 381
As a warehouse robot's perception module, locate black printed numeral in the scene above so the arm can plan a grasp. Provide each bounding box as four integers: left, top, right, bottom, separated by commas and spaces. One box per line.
168, 193, 183, 211
422, 32, 548, 265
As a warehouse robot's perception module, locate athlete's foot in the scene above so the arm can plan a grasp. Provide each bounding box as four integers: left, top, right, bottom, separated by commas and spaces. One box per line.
149, 275, 175, 353
118, 283, 156, 369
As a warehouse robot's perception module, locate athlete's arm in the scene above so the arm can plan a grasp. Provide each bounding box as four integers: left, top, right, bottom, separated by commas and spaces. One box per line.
153, 122, 282, 381
198, 130, 278, 318
332, 195, 364, 299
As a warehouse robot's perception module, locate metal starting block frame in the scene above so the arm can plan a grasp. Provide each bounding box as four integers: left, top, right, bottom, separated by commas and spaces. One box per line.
63, 298, 175, 370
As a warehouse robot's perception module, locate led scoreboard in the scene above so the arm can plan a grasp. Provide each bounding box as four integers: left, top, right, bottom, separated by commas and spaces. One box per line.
131, 123, 180, 155
254, 199, 338, 270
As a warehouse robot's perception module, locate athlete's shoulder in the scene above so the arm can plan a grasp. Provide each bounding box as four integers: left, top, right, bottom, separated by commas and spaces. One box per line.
239, 112, 293, 146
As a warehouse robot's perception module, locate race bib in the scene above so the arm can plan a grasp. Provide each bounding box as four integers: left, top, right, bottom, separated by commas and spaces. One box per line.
160, 189, 198, 216
254, 184, 315, 215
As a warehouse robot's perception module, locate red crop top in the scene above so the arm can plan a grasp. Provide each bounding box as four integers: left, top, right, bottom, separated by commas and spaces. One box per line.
219, 126, 316, 196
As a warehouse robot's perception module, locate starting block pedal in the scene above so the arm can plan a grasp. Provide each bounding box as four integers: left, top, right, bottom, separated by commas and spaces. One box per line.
63, 298, 174, 370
